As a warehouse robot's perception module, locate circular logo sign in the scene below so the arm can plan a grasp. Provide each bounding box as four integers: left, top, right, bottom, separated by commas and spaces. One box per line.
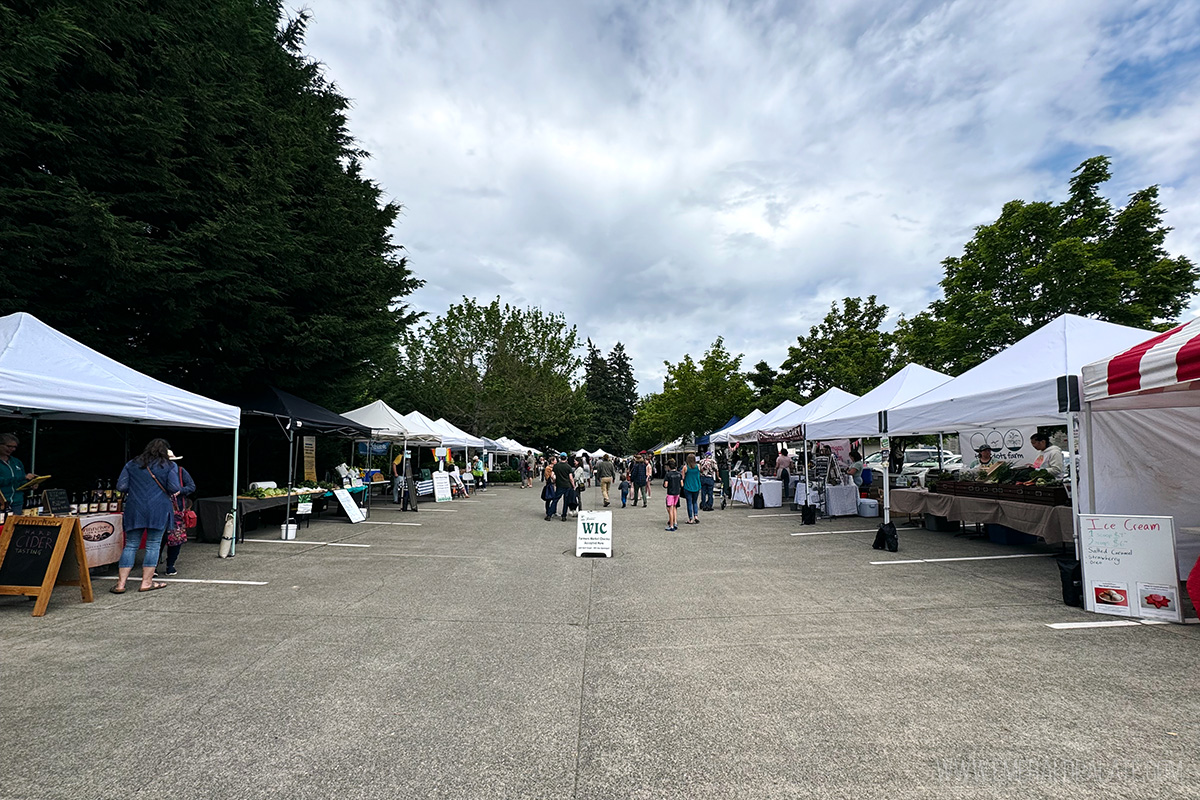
81, 520, 115, 542
1004, 429, 1024, 451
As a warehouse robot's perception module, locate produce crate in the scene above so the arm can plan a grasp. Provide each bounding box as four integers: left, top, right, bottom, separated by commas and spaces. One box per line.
931, 480, 1069, 506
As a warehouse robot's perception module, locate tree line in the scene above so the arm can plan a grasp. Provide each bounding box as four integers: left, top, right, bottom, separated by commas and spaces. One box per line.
0, 5, 1193, 455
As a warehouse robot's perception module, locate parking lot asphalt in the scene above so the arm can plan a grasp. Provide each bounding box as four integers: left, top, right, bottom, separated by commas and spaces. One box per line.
2, 483, 1197, 799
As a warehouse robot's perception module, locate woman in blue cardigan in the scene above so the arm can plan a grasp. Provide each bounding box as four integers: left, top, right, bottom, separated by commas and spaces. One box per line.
111, 438, 182, 593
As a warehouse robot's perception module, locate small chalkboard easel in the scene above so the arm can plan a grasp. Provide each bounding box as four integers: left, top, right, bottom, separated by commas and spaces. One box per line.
403, 458, 418, 512
0, 516, 94, 616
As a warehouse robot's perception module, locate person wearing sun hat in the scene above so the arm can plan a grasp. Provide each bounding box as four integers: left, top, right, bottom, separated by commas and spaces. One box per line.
161, 449, 196, 576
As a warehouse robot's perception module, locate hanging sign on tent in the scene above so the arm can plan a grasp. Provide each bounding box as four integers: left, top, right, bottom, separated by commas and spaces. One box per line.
356, 441, 390, 456
956, 426, 1037, 464
1079, 514, 1181, 622
302, 436, 316, 483
432, 472, 452, 503
331, 488, 366, 523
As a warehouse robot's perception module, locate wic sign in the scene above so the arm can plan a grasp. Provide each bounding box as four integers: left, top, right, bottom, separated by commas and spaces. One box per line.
576, 511, 612, 558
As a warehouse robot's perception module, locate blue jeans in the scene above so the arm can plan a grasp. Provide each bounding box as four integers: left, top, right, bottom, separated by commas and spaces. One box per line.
683, 489, 699, 519
551, 484, 573, 517
119, 527, 165, 569
700, 476, 715, 509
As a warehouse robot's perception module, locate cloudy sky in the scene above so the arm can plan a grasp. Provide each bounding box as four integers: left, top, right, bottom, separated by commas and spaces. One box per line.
298, 0, 1200, 393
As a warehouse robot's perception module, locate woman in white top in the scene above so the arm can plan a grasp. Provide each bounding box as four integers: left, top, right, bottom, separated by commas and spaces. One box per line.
573, 458, 587, 515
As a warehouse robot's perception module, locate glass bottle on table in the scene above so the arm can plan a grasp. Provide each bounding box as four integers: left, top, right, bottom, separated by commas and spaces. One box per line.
69, 493, 79, 515
104, 479, 114, 512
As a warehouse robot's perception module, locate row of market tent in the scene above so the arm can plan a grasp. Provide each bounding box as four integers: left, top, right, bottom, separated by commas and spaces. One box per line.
5, 309, 1200, 582
668, 313, 1200, 582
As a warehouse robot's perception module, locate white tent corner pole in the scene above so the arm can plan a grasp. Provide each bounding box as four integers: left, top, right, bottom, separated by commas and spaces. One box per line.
30, 417, 38, 474
230, 427, 240, 556
1068, 411, 1083, 562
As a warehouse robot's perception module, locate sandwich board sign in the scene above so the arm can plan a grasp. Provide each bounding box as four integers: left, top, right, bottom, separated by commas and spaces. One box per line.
0, 516, 94, 616
576, 510, 612, 558
1079, 514, 1181, 623
331, 488, 366, 523
432, 472, 452, 503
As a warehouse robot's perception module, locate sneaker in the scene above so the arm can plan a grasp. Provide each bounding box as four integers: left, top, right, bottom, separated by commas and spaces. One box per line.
545, 515, 552, 521
165, 567, 178, 576
665, 526, 673, 531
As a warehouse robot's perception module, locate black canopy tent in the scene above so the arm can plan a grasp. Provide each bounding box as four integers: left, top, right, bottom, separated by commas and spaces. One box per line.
227, 385, 371, 536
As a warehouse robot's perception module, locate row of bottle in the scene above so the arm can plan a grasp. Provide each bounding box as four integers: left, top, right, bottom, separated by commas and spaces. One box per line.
72, 479, 124, 515
0, 480, 123, 524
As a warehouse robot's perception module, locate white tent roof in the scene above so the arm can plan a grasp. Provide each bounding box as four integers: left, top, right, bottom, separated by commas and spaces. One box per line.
707, 409, 764, 444
886, 314, 1156, 435
0, 312, 239, 429
759, 388, 859, 437
342, 400, 441, 444
498, 436, 540, 455
434, 417, 487, 449
805, 365, 950, 439
589, 448, 610, 458
729, 400, 802, 442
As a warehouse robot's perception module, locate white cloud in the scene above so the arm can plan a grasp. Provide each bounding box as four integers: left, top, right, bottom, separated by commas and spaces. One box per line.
297, 0, 1200, 393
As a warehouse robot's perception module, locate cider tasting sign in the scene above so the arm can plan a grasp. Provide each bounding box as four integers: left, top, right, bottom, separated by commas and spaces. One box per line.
1079, 514, 1181, 623
576, 511, 612, 558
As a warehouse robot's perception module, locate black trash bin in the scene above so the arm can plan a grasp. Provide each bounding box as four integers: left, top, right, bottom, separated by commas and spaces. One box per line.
1057, 557, 1082, 607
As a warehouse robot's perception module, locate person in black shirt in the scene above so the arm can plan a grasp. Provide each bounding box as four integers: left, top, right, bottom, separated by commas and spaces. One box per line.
663, 459, 682, 531
549, 453, 575, 521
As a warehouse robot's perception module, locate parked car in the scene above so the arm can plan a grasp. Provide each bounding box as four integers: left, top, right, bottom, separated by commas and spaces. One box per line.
863, 448, 956, 469
902, 454, 964, 487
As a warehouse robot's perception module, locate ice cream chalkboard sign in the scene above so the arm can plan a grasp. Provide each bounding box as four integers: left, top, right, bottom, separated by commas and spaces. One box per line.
0, 516, 94, 616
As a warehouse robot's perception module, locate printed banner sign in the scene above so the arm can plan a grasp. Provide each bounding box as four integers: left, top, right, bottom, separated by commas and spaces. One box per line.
302, 436, 317, 483
1079, 514, 1180, 622
957, 426, 1038, 466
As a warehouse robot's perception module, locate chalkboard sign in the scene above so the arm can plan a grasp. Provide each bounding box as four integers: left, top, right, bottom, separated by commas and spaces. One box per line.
0, 516, 94, 616
0, 519, 60, 588
42, 488, 71, 516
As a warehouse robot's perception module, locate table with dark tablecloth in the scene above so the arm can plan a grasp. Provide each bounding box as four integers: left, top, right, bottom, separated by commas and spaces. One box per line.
197, 486, 367, 543
889, 488, 1073, 544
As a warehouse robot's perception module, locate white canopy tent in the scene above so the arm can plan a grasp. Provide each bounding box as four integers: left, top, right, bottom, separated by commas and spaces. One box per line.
0, 312, 243, 547
758, 388, 859, 439
341, 400, 442, 446
885, 314, 1154, 435
707, 409, 764, 444
805, 365, 951, 440
1080, 318, 1200, 579
498, 436, 540, 455
728, 400, 801, 443
435, 417, 486, 449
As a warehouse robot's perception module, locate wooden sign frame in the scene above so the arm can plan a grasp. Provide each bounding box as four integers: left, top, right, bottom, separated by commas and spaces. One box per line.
0, 515, 94, 617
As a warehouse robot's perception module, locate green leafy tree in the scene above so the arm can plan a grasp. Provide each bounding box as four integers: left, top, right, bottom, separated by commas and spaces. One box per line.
394, 297, 587, 450
0, 1, 421, 410
895, 156, 1198, 374
779, 296, 895, 398
581, 340, 637, 454
629, 337, 754, 447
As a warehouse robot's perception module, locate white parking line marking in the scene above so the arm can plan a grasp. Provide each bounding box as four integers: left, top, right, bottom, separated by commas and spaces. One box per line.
871, 553, 1050, 565
96, 576, 268, 586
1046, 620, 1142, 629
326, 543, 371, 548
239, 539, 371, 548
363, 521, 422, 526
747, 513, 806, 518
791, 528, 878, 536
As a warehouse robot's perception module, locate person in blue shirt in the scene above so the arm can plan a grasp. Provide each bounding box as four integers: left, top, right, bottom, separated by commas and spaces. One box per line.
111, 438, 182, 594
0, 433, 35, 512
162, 450, 196, 576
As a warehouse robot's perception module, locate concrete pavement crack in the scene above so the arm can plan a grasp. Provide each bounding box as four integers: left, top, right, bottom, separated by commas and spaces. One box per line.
572, 558, 595, 798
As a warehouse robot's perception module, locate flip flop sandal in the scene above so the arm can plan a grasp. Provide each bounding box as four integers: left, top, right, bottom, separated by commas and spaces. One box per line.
109, 585, 127, 594
138, 582, 168, 593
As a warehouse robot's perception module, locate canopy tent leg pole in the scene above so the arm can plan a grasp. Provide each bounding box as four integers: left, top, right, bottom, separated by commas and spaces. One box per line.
364, 437, 373, 519
937, 433, 944, 471
230, 428, 240, 556
882, 436, 891, 527
802, 434, 808, 508
30, 417, 38, 474
284, 426, 295, 535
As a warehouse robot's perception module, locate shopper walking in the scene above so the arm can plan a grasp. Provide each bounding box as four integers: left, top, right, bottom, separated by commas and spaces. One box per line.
630, 453, 649, 507
681, 452, 701, 524
549, 453, 575, 521
111, 438, 182, 594
541, 455, 558, 518
645, 456, 654, 501
776, 448, 793, 500
595, 454, 616, 506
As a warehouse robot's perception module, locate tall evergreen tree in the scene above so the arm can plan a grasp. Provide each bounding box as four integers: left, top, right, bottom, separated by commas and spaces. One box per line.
605, 342, 638, 454
0, 1, 421, 409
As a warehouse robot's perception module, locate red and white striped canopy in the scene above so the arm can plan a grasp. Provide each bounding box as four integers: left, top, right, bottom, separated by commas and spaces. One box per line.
1082, 317, 1200, 401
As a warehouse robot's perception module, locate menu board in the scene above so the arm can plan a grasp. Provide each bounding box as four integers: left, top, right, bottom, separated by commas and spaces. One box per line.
1079, 514, 1181, 622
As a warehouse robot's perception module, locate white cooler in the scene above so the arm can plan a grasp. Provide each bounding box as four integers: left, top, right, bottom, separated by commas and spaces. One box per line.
857, 498, 879, 517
